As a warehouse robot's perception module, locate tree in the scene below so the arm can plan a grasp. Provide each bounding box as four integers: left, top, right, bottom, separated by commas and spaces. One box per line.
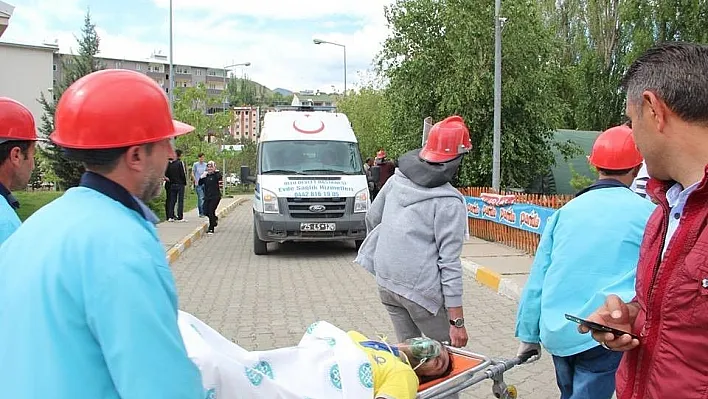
336, 87, 393, 160
37, 10, 103, 189
376, 0, 568, 189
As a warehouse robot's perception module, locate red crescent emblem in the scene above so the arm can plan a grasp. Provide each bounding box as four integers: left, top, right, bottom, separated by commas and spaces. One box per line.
293, 119, 325, 134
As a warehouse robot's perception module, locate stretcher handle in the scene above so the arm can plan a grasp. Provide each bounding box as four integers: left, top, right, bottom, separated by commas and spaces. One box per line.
516, 349, 539, 364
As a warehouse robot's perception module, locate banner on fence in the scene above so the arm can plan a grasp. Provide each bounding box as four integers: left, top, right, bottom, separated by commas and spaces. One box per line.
464, 196, 556, 235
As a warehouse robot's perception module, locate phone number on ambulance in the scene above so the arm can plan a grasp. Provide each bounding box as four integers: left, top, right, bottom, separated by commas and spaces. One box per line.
294, 191, 341, 197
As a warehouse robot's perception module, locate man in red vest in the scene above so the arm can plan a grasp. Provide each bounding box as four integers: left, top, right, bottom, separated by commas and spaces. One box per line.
580, 42, 708, 399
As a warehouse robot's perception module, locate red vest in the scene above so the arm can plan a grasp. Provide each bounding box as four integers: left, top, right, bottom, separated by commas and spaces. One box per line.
616, 168, 708, 399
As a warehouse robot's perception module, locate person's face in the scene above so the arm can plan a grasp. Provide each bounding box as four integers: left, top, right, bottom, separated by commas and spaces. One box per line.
414, 346, 451, 379
138, 138, 176, 202
9, 142, 36, 191
626, 93, 672, 181
207, 163, 215, 173
199, 155, 204, 163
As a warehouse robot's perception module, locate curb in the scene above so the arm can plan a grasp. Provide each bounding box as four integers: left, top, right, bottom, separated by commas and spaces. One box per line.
165, 197, 247, 265
461, 259, 523, 302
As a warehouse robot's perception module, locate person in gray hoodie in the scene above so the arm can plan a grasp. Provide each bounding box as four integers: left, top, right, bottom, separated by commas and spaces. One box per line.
356, 115, 472, 352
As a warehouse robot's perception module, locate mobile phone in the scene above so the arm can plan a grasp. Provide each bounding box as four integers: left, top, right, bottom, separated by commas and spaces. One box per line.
565, 314, 639, 340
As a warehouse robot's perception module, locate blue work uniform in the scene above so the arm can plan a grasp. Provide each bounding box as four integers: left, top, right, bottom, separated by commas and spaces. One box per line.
0, 182, 21, 245
515, 179, 656, 357
0, 172, 205, 399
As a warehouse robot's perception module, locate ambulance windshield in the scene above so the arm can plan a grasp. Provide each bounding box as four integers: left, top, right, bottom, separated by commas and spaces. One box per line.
260, 140, 364, 175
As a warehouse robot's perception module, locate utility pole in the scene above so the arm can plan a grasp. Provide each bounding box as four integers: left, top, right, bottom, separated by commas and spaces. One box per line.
168, 0, 174, 112
492, 0, 502, 192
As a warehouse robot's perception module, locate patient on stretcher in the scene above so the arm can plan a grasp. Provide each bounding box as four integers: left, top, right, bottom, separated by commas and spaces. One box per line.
178, 311, 453, 399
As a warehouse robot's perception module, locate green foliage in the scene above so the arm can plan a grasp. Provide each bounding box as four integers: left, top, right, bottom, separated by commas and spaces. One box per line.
335, 87, 393, 160
569, 164, 598, 191
376, 0, 567, 189
37, 9, 103, 189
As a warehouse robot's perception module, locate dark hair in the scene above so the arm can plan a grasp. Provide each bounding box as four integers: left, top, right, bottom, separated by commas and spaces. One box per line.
622, 42, 708, 124
198, 152, 204, 158
597, 167, 634, 176
0, 140, 33, 165
64, 143, 154, 174
417, 352, 455, 385
176, 149, 183, 157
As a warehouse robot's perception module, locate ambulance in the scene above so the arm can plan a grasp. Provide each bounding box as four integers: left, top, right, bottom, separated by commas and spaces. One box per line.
241, 108, 370, 255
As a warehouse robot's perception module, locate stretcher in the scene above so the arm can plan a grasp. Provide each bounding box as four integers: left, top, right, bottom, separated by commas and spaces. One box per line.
416, 347, 539, 399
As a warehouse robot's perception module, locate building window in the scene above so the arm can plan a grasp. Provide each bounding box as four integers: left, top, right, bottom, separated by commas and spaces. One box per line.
135, 64, 141, 71
194, 69, 203, 76
53, 64, 57, 71
208, 83, 216, 89
115, 61, 123, 68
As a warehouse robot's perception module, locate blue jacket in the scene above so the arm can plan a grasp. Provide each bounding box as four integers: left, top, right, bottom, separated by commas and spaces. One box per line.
515, 183, 655, 357
0, 172, 204, 398
0, 183, 20, 245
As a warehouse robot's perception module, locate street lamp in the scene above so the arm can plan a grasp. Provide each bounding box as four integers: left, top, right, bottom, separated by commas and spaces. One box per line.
222, 62, 251, 110
168, 0, 174, 112
313, 38, 346, 95
491, 0, 504, 192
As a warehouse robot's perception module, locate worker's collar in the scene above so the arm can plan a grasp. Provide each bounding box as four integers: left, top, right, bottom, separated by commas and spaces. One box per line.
79, 171, 159, 224
575, 178, 629, 198
0, 182, 19, 210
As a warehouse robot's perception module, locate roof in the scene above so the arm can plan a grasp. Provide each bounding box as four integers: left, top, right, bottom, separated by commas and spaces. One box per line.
550, 129, 601, 194
0, 40, 59, 52
259, 111, 357, 143
55, 51, 227, 71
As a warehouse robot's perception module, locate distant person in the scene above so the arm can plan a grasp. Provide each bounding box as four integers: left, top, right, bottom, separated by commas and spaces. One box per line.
0, 97, 39, 244
192, 152, 207, 218
199, 160, 222, 235
165, 148, 187, 222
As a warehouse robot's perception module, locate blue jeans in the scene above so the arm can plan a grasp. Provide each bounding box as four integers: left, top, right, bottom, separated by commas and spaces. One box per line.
195, 185, 205, 216
552, 345, 623, 399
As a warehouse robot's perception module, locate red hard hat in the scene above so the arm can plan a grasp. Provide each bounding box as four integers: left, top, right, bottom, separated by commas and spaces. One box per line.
0, 97, 38, 142
377, 150, 386, 158
588, 125, 643, 170
419, 115, 472, 163
50, 69, 194, 149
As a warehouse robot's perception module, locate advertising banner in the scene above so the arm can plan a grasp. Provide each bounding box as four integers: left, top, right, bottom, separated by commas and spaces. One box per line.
464, 196, 556, 235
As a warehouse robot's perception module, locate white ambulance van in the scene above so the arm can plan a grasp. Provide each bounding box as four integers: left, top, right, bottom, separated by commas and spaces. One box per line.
240, 108, 370, 255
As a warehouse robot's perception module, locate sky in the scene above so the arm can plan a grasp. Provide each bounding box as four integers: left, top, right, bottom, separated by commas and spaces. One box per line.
2, 0, 394, 93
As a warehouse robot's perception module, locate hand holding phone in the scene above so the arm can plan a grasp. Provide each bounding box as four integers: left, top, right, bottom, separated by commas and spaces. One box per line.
565, 313, 639, 340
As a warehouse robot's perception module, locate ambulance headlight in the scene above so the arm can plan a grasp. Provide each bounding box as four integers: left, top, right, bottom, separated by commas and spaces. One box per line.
354, 189, 369, 213
262, 189, 279, 213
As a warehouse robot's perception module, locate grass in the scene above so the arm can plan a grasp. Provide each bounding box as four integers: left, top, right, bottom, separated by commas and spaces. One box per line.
12, 184, 253, 222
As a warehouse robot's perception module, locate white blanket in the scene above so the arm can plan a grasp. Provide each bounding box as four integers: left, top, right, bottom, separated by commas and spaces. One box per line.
178, 310, 375, 399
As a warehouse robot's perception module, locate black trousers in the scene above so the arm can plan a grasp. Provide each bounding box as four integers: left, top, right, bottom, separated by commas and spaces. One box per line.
167, 184, 185, 220
204, 197, 221, 232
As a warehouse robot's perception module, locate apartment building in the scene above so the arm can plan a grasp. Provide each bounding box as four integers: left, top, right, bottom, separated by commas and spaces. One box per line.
52, 51, 228, 97
231, 106, 260, 143
0, 1, 13, 38
0, 41, 58, 132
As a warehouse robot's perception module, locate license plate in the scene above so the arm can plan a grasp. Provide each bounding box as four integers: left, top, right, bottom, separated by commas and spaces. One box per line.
300, 222, 336, 232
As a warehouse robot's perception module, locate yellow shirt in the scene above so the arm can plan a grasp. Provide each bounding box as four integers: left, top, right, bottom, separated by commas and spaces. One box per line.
347, 331, 419, 399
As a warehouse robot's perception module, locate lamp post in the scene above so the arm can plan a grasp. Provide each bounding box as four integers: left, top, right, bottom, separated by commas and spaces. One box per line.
222, 62, 251, 111
492, 0, 505, 192
168, 0, 174, 112
313, 38, 346, 95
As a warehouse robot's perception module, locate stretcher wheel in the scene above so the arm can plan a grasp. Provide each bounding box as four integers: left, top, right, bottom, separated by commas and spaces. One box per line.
505, 385, 518, 399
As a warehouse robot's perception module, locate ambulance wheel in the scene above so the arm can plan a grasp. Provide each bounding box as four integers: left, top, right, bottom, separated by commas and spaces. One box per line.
355, 240, 363, 250
253, 223, 268, 255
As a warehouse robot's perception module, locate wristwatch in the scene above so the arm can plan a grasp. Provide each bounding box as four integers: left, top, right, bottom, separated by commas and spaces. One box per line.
449, 318, 465, 328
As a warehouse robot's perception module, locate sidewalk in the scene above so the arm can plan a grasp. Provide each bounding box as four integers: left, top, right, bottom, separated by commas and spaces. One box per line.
461, 237, 534, 301
158, 195, 250, 264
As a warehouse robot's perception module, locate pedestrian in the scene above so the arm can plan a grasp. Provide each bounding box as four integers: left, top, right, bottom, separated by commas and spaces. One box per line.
165, 148, 187, 222
515, 125, 655, 399
356, 115, 472, 355
0, 97, 39, 244
199, 160, 222, 235
192, 152, 207, 218
0, 69, 205, 398
580, 42, 708, 399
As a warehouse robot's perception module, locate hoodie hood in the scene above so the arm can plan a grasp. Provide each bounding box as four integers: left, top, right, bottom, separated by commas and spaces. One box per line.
388, 169, 464, 209
397, 149, 462, 188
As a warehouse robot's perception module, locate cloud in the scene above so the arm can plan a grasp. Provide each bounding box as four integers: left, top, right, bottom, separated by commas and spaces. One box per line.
2, 0, 395, 93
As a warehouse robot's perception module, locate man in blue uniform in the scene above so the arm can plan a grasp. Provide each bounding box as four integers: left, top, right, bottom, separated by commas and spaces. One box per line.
515, 125, 656, 399
0, 70, 205, 398
0, 97, 39, 244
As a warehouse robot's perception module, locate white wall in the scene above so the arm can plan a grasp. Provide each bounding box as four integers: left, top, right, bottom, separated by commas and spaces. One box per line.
0, 43, 55, 134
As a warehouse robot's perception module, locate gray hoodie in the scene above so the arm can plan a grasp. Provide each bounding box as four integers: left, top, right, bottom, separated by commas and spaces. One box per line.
355, 150, 467, 315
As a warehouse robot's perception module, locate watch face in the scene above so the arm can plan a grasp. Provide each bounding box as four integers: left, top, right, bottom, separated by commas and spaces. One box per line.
454, 318, 464, 327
